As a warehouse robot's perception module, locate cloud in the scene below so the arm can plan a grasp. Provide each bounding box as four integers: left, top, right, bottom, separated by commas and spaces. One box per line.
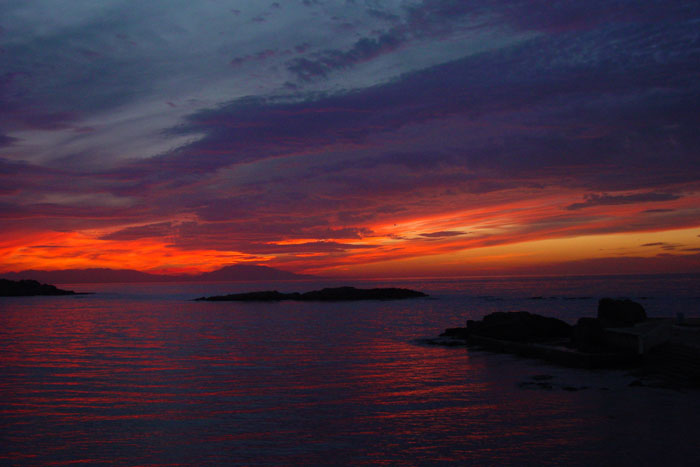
639, 242, 684, 251
99, 222, 179, 241
287, 32, 405, 80
237, 241, 377, 255
506, 252, 700, 276
566, 193, 681, 210
0, 132, 17, 147
230, 49, 278, 67
419, 231, 467, 238
302, 227, 373, 239
2, 0, 700, 274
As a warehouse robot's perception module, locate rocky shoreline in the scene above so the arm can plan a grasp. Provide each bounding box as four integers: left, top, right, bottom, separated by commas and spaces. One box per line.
429, 298, 700, 388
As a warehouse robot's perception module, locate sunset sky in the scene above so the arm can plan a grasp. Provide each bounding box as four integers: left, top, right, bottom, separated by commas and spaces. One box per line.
1, 1, 699, 277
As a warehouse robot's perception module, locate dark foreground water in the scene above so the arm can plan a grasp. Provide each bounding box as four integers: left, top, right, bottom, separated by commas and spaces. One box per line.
1, 274, 699, 466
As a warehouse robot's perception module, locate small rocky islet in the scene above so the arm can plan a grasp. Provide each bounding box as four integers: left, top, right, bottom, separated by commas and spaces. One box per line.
195, 286, 428, 302
0, 278, 78, 297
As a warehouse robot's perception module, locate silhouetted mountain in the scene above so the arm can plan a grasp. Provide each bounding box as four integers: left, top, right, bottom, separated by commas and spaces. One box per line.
195, 286, 428, 302
189, 265, 314, 282
1, 268, 166, 284
0, 265, 314, 284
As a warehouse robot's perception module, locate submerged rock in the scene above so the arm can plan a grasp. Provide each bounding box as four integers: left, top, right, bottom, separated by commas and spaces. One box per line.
0, 279, 77, 297
195, 286, 427, 302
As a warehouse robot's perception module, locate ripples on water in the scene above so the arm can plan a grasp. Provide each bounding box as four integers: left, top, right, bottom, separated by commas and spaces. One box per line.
1, 274, 699, 465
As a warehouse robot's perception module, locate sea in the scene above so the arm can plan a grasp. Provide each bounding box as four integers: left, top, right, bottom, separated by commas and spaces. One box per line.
1, 274, 699, 466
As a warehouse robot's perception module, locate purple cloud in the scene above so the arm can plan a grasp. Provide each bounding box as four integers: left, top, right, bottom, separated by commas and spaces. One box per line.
0, 133, 16, 147
643, 209, 675, 213
287, 32, 405, 80
566, 193, 681, 211
1, 0, 699, 273
99, 222, 180, 241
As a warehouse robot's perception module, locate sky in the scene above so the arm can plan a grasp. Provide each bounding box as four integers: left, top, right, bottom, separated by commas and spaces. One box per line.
1, 0, 699, 277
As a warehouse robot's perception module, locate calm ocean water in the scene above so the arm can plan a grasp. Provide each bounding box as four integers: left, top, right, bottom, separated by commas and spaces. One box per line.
1, 274, 699, 465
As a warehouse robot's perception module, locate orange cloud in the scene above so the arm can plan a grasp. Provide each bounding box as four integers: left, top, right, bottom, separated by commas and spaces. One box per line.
2, 189, 699, 277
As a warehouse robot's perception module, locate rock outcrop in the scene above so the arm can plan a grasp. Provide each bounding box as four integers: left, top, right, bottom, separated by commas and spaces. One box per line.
572, 317, 607, 351
0, 279, 77, 297
597, 298, 647, 327
440, 311, 572, 343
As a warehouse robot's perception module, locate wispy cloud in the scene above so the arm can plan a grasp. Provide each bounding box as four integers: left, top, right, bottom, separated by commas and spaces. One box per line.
419, 231, 467, 238
1, 0, 699, 275
566, 193, 681, 211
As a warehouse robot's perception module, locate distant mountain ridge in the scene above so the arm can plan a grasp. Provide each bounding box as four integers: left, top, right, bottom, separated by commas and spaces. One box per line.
0, 265, 314, 284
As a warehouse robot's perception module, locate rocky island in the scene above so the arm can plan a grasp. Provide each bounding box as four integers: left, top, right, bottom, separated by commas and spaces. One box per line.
195, 286, 428, 302
0, 278, 78, 297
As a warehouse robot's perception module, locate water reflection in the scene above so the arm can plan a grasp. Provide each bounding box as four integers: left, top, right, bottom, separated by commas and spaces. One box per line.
2, 276, 700, 465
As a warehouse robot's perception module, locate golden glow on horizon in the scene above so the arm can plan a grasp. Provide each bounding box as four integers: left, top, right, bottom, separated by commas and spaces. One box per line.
0, 231, 272, 274
1, 190, 699, 276
317, 226, 700, 277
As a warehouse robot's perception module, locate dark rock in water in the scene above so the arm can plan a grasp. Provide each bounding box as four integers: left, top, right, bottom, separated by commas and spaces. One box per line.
573, 317, 606, 351
435, 311, 646, 369
439, 327, 469, 339
469, 311, 572, 342
195, 286, 427, 302
0, 279, 77, 296
597, 298, 647, 328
